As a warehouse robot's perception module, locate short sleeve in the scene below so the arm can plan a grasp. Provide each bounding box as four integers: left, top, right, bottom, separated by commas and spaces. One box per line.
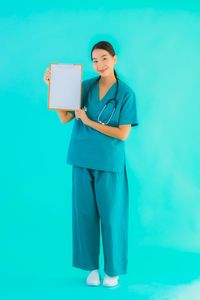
118, 91, 138, 127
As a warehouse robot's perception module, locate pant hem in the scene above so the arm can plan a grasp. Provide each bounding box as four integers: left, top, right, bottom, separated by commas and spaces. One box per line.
73, 263, 99, 272
104, 268, 127, 277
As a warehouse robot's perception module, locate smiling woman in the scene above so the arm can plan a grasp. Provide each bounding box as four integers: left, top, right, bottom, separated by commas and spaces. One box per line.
72, 43, 138, 140
44, 40, 139, 287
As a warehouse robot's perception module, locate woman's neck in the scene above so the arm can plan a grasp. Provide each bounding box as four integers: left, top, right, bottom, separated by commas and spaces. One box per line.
99, 73, 117, 86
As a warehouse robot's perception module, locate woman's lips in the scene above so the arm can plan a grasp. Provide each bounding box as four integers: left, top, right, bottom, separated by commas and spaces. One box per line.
99, 68, 108, 73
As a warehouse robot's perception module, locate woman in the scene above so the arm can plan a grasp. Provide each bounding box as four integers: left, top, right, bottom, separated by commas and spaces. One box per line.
44, 41, 138, 287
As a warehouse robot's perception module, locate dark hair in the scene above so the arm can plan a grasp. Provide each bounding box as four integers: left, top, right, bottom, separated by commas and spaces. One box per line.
91, 41, 118, 80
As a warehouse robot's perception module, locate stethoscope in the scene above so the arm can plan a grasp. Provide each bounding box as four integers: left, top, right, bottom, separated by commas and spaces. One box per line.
82, 76, 119, 125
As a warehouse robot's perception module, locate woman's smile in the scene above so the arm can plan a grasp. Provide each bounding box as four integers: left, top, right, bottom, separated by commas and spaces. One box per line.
99, 67, 108, 73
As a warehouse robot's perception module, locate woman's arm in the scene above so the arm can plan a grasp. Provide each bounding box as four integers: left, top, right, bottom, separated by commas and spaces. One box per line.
87, 119, 131, 141
74, 108, 131, 140
56, 110, 74, 123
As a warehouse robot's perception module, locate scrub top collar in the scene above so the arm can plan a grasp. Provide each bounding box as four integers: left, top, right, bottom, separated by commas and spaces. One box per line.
96, 78, 118, 103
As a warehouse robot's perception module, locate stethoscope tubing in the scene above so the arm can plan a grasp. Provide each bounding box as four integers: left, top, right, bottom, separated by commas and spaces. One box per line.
82, 77, 119, 125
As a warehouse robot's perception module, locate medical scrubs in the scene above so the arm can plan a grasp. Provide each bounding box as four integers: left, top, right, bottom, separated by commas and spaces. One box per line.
67, 76, 138, 276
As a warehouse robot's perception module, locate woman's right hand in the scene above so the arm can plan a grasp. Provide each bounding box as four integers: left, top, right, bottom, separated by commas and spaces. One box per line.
44, 68, 51, 85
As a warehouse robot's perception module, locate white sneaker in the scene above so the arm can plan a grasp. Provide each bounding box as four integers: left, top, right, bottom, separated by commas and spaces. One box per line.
86, 269, 100, 286
103, 274, 119, 287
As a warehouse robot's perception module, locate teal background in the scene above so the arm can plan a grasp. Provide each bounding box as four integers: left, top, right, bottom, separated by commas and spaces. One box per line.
1, 1, 200, 299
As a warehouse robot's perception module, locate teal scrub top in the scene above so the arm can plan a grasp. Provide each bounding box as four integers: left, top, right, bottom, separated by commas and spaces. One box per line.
66, 76, 138, 173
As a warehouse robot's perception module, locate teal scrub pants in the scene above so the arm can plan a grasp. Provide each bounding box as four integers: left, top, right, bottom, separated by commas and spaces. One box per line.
71, 164, 129, 276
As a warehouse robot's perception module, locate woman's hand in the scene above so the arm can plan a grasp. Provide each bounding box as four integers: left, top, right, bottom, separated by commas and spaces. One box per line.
44, 68, 51, 85
75, 108, 90, 125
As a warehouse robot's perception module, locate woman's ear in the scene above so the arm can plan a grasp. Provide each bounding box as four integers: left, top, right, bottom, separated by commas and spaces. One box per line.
114, 55, 117, 65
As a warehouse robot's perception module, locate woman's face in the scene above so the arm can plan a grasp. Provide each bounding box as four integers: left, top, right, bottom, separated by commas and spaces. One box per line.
92, 49, 117, 78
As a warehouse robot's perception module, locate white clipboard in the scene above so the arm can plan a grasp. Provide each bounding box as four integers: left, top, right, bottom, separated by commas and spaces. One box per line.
48, 63, 82, 110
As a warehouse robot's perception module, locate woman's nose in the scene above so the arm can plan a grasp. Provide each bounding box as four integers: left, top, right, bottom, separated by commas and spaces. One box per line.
97, 63, 104, 69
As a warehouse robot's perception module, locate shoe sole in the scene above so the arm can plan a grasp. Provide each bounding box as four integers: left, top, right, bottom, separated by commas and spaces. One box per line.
103, 282, 119, 287
86, 282, 101, 286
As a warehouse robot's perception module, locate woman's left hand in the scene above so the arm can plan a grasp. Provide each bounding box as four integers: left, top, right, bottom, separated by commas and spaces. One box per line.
75, 108, 90, 125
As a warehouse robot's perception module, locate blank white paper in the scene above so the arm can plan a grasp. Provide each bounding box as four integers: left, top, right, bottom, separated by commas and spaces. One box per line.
48, 64, 82, 110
